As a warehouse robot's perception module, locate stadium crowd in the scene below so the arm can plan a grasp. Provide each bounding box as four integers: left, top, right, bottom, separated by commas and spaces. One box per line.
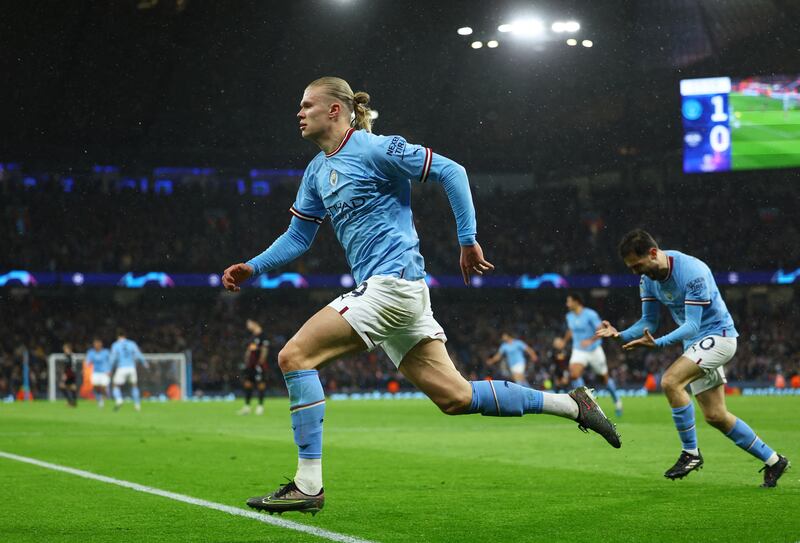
1, 288, 797, 400
2, 168, 798, 277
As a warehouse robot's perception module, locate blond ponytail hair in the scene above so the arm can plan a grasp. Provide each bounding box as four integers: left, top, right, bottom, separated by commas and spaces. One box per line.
307, 76, 374, 133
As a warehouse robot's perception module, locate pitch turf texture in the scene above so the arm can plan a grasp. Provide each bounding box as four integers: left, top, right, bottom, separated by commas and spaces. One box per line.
729, 93, 800, 170
1, 396, 798, 543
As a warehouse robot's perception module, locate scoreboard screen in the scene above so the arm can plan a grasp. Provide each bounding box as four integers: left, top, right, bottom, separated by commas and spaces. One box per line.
681, 75, 800, 173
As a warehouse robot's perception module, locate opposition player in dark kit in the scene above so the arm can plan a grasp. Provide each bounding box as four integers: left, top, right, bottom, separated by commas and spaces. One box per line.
222, 77, 620, 516
238, 319, 270, 416
60, 342, 80, 407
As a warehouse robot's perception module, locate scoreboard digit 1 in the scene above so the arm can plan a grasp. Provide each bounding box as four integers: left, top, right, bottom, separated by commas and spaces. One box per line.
681, 76, 732, 173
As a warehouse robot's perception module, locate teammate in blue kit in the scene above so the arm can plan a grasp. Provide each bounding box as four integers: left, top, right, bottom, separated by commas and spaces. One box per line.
555, 293, 623, 416
597, 230, 789, 487
86, 338, 111, 408
222, 77, 620, 516
109, 329, 148, 412
486, 333, 538, 385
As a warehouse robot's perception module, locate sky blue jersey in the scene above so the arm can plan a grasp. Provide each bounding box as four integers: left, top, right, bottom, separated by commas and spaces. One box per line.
247, 128, 477, 284
566, 308, 602, 352
621, 250, 738, 350
86, 348, 111, 373
110, 338, 145, 369
498, 339, 530, 366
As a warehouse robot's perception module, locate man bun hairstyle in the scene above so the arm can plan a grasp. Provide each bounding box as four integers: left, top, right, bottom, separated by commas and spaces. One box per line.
618, 229, 659, 259
352, 91, 372, 132
307, 76, 374, 133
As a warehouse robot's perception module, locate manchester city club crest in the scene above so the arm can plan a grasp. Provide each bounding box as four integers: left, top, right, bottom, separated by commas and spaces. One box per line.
329, 170, 338, 186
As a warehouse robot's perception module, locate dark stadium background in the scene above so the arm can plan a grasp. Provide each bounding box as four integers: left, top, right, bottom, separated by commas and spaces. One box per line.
1, 0, 799, 399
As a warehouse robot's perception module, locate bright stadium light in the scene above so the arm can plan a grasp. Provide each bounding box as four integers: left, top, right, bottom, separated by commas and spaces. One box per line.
471, 40, 483, 49
564, 21, 580, 32
498, 23, 513, 33
369, 110, 379, 120
582, 39, 593, 48
552, 21, 566, 33
487, 40, 499, 48
566, 38, 578, 46
457, 26, 473, 36
510, 18, 545, 38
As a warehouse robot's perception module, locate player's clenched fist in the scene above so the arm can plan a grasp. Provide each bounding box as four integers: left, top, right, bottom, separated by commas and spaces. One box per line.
222, 263, 254, 292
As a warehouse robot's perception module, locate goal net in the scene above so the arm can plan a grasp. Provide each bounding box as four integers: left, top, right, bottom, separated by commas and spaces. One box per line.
47, 352, 190, 402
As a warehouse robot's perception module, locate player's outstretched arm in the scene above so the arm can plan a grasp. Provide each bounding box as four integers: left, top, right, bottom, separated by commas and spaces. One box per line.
223, 217, 320, 292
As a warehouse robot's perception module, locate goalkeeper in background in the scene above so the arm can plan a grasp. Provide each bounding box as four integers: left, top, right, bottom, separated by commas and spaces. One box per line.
238, 319, 270, 416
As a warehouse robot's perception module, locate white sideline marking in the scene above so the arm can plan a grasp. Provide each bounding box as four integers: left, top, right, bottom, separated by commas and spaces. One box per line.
0, 451, 377, 543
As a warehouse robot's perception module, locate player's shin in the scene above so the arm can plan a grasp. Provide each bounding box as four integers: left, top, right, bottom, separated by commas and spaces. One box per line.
606, 377, 620, 403
465, 380, 578, 418
725, 418, 779, 465
672, 403, 699, 454
285, 370, 325, 495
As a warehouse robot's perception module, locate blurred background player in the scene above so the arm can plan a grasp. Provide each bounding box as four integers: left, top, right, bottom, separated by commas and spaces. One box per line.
597, 229, 790, 487
554, 293, 623, 416
486, 333, 538, 386
238, 319, 270, 416
110, 329, 148, 412
86, 338, 111, 408
60, 342, 80, 407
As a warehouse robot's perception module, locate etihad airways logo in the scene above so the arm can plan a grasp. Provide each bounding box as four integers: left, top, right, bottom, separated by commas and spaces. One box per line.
327, 196, 368, 219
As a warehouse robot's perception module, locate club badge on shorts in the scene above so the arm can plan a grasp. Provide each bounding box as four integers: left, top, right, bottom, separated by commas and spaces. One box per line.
329, 170, 338, 186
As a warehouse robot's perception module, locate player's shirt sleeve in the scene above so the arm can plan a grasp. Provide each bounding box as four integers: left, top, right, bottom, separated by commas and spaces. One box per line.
246, 170, 324, 277
684, 264, 711, 305
587, 310, 602, 331
654, 303, 703, 347
369, 136, 477, 245
289, 169, 327, 225
639, 275, 657, 302
619, 278, 661, 342
246, 217, 320, 276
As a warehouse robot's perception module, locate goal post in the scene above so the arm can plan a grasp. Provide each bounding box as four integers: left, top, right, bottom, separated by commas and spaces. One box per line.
47, 352, 190, 402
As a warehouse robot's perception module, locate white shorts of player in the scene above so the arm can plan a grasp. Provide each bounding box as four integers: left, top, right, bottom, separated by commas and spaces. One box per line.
569, 346, 608, 375
327, 275, 447, 368
508, 363, 526, 375
91, 372, 111, 387
681, 335, 737, 395
112, 367, 138, 386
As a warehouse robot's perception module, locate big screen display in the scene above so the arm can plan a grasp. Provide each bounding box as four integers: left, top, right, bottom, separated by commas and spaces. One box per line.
681, 75, 800, 173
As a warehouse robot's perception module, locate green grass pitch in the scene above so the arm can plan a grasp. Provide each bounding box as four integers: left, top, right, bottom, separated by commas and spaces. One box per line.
1, 395, 798, 542
729, 93, 800, 170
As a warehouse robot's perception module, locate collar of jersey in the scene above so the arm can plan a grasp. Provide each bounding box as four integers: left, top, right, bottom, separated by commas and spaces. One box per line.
325, 127, 355, 158
659, 255, 674, 283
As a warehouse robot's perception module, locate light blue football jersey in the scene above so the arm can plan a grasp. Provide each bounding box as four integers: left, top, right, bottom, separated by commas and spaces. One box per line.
86, 348, 111, 373
566, 308, 602, 352
110, 338, 145, 369
498, 339, 530, 366
289, 128, 476, 284
640, 250, 738, 349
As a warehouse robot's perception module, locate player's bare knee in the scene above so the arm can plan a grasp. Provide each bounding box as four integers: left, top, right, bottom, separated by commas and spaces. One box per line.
660, 373, 681, 394
278, 341, 306, 373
